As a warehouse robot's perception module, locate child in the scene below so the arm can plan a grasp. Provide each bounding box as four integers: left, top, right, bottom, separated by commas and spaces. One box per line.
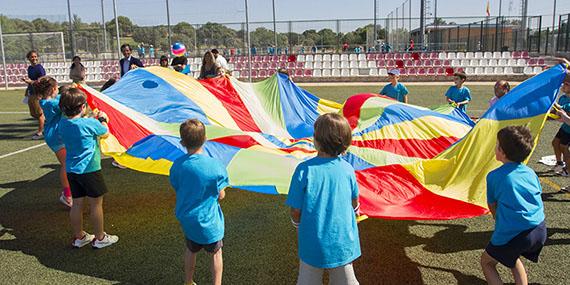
445, 72, 471, 112
481, 126, 547, 285
34, 76, 72, 207
169, 119, 228, 285
489, 80, 511, 108
21, 50, 46, 139
58, 88, 118, 249
286, 113, 361, 285
380, 69, 409, 103
551, 78, 570, 176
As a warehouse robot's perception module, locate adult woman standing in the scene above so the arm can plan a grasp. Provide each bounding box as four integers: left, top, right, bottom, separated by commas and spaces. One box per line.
69, 56, 86, 83
199, 51, 222, 79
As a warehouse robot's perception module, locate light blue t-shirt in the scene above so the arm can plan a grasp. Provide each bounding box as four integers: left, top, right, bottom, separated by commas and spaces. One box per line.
558, 94, 570, 133
169, 154, 229, 244
39, 95, 63, 152
380, 82, 409, 103
285, 157, 361, 269
445, 86, 471, 112
486, 162, 545, 246
58, 117, 108, 174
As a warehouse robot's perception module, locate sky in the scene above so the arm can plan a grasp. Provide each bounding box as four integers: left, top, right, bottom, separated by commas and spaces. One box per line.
2, 0, 570, 30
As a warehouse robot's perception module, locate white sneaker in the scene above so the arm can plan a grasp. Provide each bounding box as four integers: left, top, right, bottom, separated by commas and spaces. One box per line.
59, 194, 72, 208
72, 232, 95, 248
111, 160, 127, 169
92, 233, 119, 249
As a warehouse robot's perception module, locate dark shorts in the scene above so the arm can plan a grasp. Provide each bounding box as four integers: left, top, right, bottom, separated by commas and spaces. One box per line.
186, 238, 223, 254
485, 221, 547, 268
68, 171, 108, 199
555, 128, 570, 146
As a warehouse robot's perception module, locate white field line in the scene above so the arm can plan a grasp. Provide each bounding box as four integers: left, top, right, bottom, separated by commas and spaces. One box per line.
0, 143, 46, 159
0, 111, 28, 114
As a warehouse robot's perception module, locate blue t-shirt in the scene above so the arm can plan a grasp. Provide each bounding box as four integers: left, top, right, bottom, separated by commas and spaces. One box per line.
285, 157, 361, 268
558, 94, 570, 133
39, 95, 63, 152
380, 82, 409, 103
26, 64, 46, 95
445, 86, 471, 112
58, 118, 108, 174
486, 162, 545, 246
169, 154, 229, 244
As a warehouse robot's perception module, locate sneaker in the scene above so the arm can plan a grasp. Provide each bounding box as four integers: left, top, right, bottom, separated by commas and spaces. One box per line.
111, 160, 127, 169
72, 232, 95, 248
59, 194, 72, 208
31, 132, 44, 140
560, 186, 570, 193
92, 233, 119, 249
555, 167, 569, 177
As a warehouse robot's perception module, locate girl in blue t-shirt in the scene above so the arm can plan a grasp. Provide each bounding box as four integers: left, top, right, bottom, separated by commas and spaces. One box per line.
34, 76, 72, 207
286, 113, 361, 284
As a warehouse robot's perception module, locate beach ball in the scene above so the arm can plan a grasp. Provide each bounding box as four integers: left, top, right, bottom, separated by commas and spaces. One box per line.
171, 42, 186, 56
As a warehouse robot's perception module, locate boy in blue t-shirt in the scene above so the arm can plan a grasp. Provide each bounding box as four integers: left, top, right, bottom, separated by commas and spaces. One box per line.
58, 88, 119, 249
169, 119, 228, 285
286, 113, 361, 284
550, 79, 570, 176
380, 69, 409, 103
445, 72, 471, 112
481, 126, 546, 285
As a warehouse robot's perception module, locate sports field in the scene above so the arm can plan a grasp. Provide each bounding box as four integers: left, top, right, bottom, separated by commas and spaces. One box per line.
0, 83, 569, 285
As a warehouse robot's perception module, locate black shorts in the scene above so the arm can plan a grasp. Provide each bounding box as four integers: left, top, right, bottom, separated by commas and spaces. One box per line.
485, 221, 547, 268
68, 171, 108, 199
555, 128, 570, 146
186, 238, 223, 254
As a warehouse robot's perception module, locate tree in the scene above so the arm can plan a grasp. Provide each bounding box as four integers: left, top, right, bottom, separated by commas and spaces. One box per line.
317, 28, 338, 47
196, 22, 238, 48
106, 16, 134, 37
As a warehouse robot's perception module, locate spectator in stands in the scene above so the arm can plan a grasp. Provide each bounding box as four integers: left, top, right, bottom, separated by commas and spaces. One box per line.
311, 45, 318, 54
251, 45, 257, 56
211, 49, 229, 71
342, 42, 349, 52
149, 45, 155, 59
69, 56, 86, 84
199, 51, 222, 79
119, 44, 144, 77
489, 80, 511, 108
160, 55, 169, 68
380, 69, 409, 103
445, 72, 471, 112
22, 50, 46, 140
408, 39, 415, 52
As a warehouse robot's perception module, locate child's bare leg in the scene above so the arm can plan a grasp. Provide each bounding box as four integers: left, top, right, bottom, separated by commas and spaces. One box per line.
88, 196, 105, 239
553, 137, 562, 162
211, 248, 223, 285
70, 197, 85, 238
38, 114, 45, 134
562, 145, 570, 170
55, 149, 69, 189
511, 258, 528, 285
185, 248, 197, 284
481, 251, 503, 285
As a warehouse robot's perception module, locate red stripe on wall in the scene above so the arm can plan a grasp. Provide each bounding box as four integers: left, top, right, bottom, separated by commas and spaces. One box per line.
352, 136, 459, 159
79, 86, 152, 148
356, 164, 488, 220
199, 77, 262, 132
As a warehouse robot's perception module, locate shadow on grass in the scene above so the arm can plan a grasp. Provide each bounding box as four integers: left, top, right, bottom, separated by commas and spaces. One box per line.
2, 161, 565, 284
0, 118, 38, 140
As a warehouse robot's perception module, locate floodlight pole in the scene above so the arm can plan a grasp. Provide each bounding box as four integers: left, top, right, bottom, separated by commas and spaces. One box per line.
166, 0, 173, 53
66, 0, 76, 56
112, 0, 121, 58
552, 0, 557, 55
0, 15, 8, 90
373, 0, 377, 50
101, 0, 108, 52
245, 0, 252, 82
272, 0, 277, 50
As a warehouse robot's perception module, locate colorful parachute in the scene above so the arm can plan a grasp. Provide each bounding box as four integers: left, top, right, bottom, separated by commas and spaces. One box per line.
78, 64, 568, 220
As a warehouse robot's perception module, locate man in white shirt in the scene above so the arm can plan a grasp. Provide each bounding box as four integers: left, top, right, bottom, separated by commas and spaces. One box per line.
211, 49, 229, 70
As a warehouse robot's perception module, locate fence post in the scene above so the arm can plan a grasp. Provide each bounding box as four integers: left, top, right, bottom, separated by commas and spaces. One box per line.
545, 28, 549, 55
467, 24, 471, 51
480, 20, 484, 51
566, 14, 570, 51
514, 30, 518, 50
494, 17, 499, 51
537, 16, 542, 54
0, 15, 8, 90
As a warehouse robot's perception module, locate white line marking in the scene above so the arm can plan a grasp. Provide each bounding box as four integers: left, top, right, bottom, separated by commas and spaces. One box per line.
0, 111, 28, 114
0, 143, 46, 159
